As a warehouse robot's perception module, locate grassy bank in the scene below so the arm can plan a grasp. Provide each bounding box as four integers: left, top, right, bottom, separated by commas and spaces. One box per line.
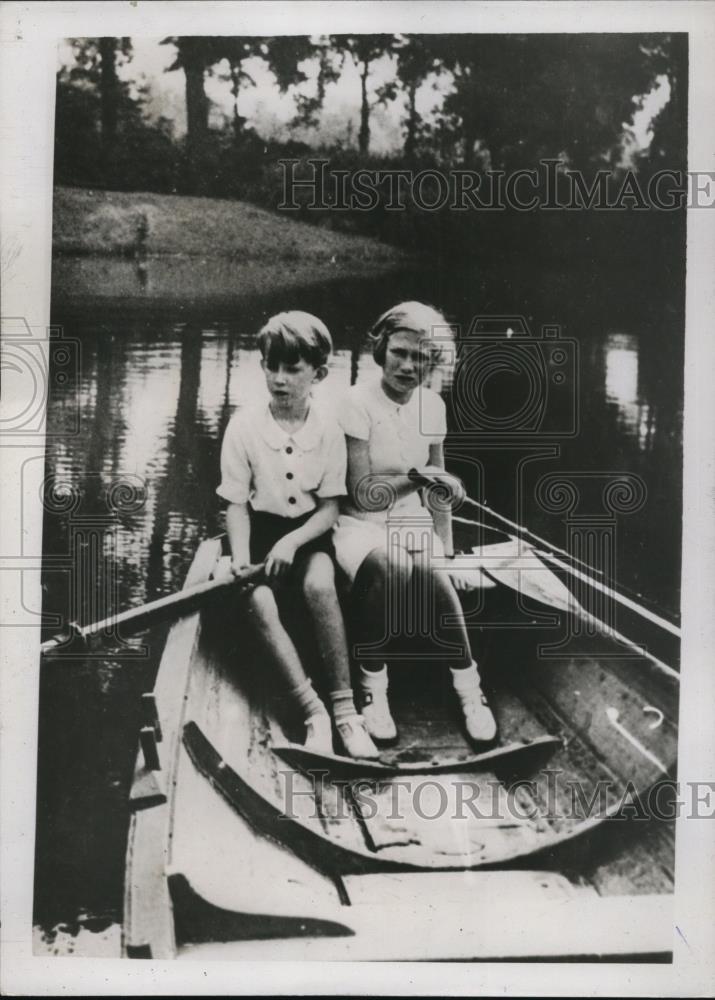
53, 186, 411, 266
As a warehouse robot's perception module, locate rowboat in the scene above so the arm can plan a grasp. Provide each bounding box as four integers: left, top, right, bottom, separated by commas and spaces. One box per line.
122, 511, 679, 961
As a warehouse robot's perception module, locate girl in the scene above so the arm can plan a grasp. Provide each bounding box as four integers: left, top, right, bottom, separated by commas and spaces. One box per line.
333, 302, 497, 745
217, 311, 378, 759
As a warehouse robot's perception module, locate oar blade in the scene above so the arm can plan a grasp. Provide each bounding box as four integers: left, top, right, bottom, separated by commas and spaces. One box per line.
470, 542, 588, 617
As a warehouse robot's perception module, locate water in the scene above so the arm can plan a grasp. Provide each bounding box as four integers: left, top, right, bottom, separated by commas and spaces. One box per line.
34, 259, 683, 949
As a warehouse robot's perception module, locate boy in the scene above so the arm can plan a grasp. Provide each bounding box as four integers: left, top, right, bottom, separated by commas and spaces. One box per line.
217, 311, 378, 759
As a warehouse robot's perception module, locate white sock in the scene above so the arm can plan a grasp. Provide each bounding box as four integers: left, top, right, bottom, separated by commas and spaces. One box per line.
359, 664, 389, 692
291, 677, 328, 721
450, 662, 481, 695
329, 688, 359, 722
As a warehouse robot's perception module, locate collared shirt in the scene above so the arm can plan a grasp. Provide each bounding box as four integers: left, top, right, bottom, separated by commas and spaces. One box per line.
339, 376, 447, 522
217, 400, 347, 517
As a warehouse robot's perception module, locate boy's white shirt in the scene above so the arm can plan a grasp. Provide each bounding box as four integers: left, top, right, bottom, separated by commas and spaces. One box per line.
217, 398, 347, 516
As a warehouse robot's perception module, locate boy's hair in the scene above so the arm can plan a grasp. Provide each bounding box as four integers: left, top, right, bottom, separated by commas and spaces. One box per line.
257, 311, 333, 369
369, 301, 451, 368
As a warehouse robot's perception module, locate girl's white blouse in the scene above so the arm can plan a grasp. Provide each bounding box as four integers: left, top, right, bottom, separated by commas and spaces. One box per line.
340, 376, 447, 522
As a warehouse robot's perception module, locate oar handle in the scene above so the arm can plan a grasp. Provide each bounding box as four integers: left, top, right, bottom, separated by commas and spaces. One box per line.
40, 561, 265, 656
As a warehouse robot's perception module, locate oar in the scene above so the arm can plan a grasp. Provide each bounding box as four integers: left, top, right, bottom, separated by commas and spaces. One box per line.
409, 467, 600, 574
40, 562, 265, 656
535, 549, 681, 639
459, 494, 604, 576
413, 469, 679, 640
468, 541, 679, 680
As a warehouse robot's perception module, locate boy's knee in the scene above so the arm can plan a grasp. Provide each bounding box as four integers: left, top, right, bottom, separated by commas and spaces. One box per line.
246, 584, 279, 621
301, 555, 336, 602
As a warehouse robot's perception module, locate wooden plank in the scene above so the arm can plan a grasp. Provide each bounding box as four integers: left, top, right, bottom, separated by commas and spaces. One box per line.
168, 873, 353, 944
182, 719, 393, 874
123, 807, 174, 959
349, 770, 548, 859
526, 657, 677, 786
341, 870, 594, 906
273, 735, 560, 780
166, 747, 344, 925
176, 892, 674, 962
494, 671, 675, 894
123, 538, 222, 959
182, 720, 565, 871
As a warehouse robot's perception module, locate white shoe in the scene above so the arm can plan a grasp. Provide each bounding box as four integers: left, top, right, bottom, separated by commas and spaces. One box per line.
336, 715, 380, 759
360, 689, 398, 743
303, 712, 334, 754
458, 686, 498, 744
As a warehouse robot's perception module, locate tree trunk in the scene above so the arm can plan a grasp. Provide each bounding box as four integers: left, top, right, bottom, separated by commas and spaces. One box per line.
229, 61, 247, 142
183, 55, 209, 193
99, 37, 119, 176
404, 79, 418, 162
358, 60, 370, 155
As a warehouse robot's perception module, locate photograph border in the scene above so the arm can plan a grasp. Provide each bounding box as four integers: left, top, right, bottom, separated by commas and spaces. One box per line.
1, 1, 714, 995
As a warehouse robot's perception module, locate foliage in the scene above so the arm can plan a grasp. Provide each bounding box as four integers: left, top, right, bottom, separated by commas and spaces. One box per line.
54, 32, 687, 259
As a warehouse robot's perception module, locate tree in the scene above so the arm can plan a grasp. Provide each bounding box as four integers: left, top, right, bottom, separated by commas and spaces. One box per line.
393, 36, 441, 162
212, 38, 268, 140
330, 35, 398, 154
62, 37, 133, 169
165, 36, 314, 190
634, 34, 687, 174
292, 35, 342, 129
436, 34, 671, 172
214, 35, 314, 140
163, 37, 221, 190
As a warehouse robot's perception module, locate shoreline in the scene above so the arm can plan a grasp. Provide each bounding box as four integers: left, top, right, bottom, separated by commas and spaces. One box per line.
52, 186, 416, 307
53, 186, 413, 262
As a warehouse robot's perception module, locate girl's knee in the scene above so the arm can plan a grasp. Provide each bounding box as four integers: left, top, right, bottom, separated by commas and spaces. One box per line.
388, 549, 413, 588
354, 547, 411, 600
432, 567, 454, 591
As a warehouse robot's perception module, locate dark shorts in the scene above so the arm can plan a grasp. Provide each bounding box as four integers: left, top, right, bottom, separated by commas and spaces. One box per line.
248, 507, 334, 566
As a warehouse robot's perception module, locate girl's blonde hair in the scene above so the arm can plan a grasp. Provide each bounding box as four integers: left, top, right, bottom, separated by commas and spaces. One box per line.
369, 301, 452, 369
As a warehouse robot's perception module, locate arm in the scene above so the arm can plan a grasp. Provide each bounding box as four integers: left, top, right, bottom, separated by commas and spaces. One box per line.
264, 496, 339, 580
281, 496, 339, 549
218, 417, 253, 576
225, 502, 252, 572
427, 442, 455, 557
426, 444, 488, 592
345, 436, 422, 510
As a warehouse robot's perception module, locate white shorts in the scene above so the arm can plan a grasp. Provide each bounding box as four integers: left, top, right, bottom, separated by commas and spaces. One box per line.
333, 513, 445, 584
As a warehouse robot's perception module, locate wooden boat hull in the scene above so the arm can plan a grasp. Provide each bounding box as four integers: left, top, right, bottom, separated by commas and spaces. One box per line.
123, 532, 678, 960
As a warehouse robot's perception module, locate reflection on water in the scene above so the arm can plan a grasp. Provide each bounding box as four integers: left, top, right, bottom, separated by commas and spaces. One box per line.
604, 332, 654, 449
35, 262, 684, 943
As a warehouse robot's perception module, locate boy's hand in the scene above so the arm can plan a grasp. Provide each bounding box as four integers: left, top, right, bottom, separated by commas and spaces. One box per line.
265, 536, 298, 582
231, 559, 259, 592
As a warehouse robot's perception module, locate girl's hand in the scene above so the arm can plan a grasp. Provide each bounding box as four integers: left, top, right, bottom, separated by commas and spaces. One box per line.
265, 536, 298, 582
420, 468, 466, 509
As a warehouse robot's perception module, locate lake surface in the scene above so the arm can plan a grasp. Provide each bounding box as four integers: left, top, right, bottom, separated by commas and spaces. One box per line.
34, 258, 683, 950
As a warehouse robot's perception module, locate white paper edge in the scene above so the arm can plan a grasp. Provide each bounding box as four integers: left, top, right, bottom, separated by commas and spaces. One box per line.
1, 1, 713, 996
